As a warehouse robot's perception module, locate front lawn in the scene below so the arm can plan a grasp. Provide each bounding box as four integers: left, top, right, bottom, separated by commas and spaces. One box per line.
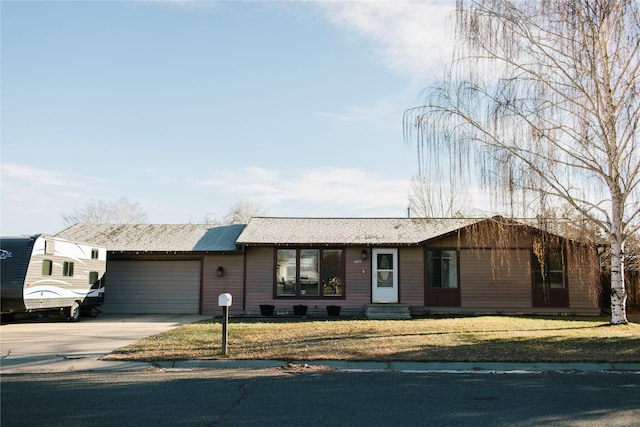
104, 315, 640, 363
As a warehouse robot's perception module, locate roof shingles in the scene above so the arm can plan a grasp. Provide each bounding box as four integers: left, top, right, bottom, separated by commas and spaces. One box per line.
56, 224, 245, 252
236, 217, 481, 245
54, 217, 586, 252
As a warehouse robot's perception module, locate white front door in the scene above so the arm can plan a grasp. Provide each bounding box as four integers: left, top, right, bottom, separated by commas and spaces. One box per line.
372, 248, 398, 303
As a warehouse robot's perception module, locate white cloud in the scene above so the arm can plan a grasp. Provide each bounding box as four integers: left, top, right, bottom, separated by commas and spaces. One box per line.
0, 164, 87, 234
317, 100, 397, 126
1, 163, 84, 189
189, 166, 410, 217
317, 1, 455, 80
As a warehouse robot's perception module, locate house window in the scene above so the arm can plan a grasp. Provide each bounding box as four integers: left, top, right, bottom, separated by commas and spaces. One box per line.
91, 249, 99, 259
427, 250, 458, 288
89, 271, 99, 284
276, 248, 343, 298
533, 248, 565, 289
63, 261, 74, 277
322, 250, 343, 296
42, 259, 53, 276
276, 249, 297, 296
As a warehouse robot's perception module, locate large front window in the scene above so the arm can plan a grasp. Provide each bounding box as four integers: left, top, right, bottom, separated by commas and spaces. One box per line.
427, 250, 458, 288
276, 248, 343, 297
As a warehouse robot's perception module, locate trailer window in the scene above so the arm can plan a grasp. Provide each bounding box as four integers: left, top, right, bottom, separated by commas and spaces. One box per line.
45, 240, 55, 255
63, 261, 74, 277
89, 271, 99, 284
91, 249, 99, 259
42, 260, 52, 276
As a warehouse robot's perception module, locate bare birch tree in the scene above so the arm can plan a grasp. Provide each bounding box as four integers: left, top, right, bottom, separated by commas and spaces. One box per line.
404, 0, 640, 324
62, 197, 148, 225
221, 200, 269, 225
408, 174, 470, 218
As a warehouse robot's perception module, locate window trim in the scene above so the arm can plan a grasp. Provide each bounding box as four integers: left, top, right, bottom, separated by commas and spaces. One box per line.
63, 261, 74, 277
531, 245, 569, 307
532, 246, 566, 290
89, 271, 99, 284
42, 259, 53, 276
274, 247, 345, 299
426, 248, 459, 289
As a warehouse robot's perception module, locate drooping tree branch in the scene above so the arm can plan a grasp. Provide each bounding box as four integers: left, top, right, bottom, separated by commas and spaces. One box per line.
405, 0, 640, 324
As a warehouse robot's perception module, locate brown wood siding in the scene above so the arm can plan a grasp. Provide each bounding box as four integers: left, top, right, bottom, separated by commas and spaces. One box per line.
244, 247, 275, 311
201, 254, 244, 315
428, 234, 460, 248
628, 272, 640, 309
344, 247, 372, 311
399, 247, 424, 306
566, 247, 600, 310
431, 228, 533, 249
459, 249, 532, 308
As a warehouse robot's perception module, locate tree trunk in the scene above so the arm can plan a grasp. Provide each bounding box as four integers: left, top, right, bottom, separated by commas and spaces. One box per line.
610, 236, 628, 325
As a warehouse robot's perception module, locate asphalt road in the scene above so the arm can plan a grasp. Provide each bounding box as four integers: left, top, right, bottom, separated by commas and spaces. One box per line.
2, 368, 639, 426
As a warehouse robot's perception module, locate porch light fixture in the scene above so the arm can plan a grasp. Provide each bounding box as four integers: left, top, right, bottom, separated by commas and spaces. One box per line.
361, 249, 368, 261
217, 266, 224, 277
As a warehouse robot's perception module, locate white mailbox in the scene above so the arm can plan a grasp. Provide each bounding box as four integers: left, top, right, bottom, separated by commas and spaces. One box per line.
218, 293, 232, 307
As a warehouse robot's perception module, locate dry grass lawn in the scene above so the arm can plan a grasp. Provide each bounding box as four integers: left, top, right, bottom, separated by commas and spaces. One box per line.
104, 314, 640, 363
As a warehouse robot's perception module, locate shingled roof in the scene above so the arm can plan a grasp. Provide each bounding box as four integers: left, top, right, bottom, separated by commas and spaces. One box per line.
236, 217, 483, 246
55, 224, 245, 252
54, 217, 589, 252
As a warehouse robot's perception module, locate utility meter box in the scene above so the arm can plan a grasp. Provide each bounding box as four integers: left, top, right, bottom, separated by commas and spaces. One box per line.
218, 293, 232, 307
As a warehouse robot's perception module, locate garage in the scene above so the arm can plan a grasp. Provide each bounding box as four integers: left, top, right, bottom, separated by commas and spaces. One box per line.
103, 260, 201, 314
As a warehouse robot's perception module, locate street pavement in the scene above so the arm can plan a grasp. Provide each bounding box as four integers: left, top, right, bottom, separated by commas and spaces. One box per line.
2, 368, 640, 426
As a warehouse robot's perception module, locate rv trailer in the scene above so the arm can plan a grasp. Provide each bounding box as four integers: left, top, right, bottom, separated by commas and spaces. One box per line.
1, 234, 106, 322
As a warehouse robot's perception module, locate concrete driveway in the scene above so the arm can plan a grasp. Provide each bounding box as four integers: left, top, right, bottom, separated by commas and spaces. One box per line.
0, 313, 210, 373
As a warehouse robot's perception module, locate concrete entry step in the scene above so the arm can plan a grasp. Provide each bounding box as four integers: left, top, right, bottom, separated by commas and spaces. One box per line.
365, 303, 411, 320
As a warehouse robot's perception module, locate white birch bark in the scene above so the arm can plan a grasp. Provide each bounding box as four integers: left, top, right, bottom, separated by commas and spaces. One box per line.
610, 207, 628, 324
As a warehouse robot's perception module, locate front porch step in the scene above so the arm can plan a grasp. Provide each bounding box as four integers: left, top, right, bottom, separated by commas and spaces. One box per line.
365, 303, 411, 320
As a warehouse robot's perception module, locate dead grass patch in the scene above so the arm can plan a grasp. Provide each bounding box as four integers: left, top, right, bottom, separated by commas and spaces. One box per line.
104, 315, 640, 363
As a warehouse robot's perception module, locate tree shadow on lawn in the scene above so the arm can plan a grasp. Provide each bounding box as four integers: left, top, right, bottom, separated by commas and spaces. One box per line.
278, 334, 640, 363
227, 315, 630, 340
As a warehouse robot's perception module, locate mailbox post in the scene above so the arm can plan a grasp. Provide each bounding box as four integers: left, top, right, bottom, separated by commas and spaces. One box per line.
218, 293, 232, 356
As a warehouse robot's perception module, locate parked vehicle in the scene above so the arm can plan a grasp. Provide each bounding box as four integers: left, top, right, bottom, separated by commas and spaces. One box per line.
1, 234, 106, 322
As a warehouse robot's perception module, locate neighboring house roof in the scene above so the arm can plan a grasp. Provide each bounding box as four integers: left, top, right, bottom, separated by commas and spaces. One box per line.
236, 217, 483, 246
55, 224, 245, 252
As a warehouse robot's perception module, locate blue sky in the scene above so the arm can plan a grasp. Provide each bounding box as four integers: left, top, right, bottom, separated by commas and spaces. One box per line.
1, 1, 455, 235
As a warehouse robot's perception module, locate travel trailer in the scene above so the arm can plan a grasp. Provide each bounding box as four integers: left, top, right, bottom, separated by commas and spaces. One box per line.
1, 234, 106, 322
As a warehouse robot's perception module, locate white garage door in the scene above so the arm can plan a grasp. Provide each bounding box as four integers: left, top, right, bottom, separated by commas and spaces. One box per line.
103, 260, 201, 314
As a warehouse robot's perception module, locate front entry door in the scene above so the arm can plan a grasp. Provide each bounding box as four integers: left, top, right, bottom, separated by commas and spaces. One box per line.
372, 248, 398, 303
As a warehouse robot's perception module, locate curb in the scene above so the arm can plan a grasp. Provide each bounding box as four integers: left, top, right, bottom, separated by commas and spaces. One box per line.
4, 358, 639, 374
162, 360, 640, 373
